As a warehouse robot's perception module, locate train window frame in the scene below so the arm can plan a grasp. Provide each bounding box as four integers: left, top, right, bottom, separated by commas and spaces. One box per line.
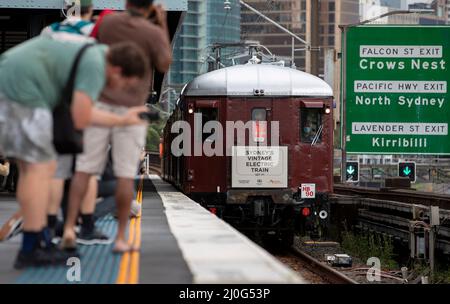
251, 108, 268, 144
195, 107, 219, 143
300, 107, 323, 144
252, 108, 267, 121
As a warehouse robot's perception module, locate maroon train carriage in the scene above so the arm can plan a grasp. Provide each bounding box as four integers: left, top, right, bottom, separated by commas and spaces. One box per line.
162, 64, 334, 245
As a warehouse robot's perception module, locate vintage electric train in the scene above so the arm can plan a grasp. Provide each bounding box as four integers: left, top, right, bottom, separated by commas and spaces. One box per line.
162, 64, 334, 245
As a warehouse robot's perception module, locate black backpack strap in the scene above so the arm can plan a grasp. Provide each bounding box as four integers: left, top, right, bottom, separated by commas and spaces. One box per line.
62, 43, 95, 104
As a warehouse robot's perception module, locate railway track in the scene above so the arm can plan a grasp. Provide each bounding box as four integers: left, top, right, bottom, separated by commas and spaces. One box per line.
334, 184, 450, 210
148, 165, 161, 175
288, 246, 358, 284
148, 155, 442, 283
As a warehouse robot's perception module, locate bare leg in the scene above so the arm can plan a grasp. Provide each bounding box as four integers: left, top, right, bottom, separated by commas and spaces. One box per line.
17, 160, 56, 231
61, 171, 91, 247
80, 176, 98, 214
114, 178, 134, 252
48, 179, 65, 216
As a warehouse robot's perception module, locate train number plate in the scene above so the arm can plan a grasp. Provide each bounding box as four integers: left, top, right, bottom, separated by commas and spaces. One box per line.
300, 183, 316, 199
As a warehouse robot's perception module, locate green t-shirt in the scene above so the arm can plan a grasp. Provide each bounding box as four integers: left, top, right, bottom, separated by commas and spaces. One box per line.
0, 36, 107, 109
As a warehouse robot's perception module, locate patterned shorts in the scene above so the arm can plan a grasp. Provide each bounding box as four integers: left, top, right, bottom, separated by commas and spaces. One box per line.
0, 93, 56, 163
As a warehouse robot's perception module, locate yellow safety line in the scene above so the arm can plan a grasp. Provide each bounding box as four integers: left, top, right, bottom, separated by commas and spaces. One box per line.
128, 215, 141, 283
116, 177, 143, 284
116, 217, 136, 284
128, 178, 143, 284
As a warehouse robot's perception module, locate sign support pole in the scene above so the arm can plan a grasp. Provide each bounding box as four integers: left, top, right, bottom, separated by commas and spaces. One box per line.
340, 25, 348, 183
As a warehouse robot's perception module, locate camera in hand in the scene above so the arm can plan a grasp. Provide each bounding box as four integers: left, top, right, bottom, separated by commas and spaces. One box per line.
139, 112, 160, 122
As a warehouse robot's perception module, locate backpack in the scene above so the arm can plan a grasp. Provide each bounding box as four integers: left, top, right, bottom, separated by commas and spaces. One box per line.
49, 20, 93, 36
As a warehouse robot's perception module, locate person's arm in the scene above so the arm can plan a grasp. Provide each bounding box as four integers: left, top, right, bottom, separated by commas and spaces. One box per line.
71, 91, 92, 129
72, 91, 148, 128
90, 106, 148, 127
149, 5, 173, 73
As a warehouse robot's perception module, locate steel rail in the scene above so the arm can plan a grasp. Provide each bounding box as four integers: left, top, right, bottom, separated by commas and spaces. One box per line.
334, 184, 450, 210
290, 246, 358, 284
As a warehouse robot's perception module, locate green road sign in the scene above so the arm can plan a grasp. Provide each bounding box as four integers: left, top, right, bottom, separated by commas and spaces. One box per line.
344, 26, 450, 155
398, 161, 416, 183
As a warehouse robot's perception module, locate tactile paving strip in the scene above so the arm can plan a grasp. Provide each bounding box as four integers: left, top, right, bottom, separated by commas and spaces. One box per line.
16, 215, 121, 284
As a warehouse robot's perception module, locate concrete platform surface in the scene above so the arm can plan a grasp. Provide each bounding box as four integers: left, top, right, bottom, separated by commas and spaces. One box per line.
0, 176, 304, 284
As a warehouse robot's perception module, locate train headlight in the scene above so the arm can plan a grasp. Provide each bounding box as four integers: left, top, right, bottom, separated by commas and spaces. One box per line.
188, 104, 195, 114
253, 89, 265, 96
324, 107, 331, 114
319, 210, 328, 219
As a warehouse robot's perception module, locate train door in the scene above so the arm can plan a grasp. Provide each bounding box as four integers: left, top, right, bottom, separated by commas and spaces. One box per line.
228, 98, 274, 186
187, 100, 226, 194
297, 99, 333, 191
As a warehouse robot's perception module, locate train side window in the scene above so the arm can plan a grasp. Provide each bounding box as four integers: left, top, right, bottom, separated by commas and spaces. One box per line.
300, 108, 322, 143
196, 108, 218, 142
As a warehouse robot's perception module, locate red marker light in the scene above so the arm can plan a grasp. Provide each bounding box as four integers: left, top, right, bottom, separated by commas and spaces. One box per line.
209, 208, 217, 215
302, 207, 311, 217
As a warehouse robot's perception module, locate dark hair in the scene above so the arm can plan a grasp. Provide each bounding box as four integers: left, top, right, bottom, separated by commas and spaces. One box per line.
108, 42, 149, 78
80, 6, 92, 15
127, 0, 154, 8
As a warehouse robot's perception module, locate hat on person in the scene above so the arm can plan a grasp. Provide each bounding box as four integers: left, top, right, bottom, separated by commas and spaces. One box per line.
67, 0, 92, 7
79, 0, 93, 7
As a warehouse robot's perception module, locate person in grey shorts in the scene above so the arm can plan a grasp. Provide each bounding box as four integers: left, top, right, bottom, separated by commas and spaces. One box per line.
62, 0, 173, 253
0, 35, 149, 269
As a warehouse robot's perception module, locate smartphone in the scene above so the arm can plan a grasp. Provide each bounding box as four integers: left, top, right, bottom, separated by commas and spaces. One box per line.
139, 112, 160, 122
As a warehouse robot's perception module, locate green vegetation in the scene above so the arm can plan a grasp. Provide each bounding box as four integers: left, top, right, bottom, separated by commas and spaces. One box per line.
341, 230, 398, 270
408, 262, 450, 284
434, 267, 450, 284
145, 106, 169, 152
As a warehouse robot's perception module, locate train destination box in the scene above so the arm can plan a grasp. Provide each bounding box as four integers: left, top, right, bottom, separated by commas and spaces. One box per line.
231, 146, 288, 188
344, 26, 450, 155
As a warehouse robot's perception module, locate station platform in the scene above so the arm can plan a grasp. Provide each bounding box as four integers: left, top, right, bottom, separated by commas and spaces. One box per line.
0, 175, 304, 284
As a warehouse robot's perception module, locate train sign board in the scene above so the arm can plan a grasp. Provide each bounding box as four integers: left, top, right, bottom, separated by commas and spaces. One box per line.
344, 26, 450, 155
231, 146, 288, 188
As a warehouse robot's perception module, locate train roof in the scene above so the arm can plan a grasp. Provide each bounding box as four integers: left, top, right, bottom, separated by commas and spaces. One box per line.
182, 64, 333, 97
